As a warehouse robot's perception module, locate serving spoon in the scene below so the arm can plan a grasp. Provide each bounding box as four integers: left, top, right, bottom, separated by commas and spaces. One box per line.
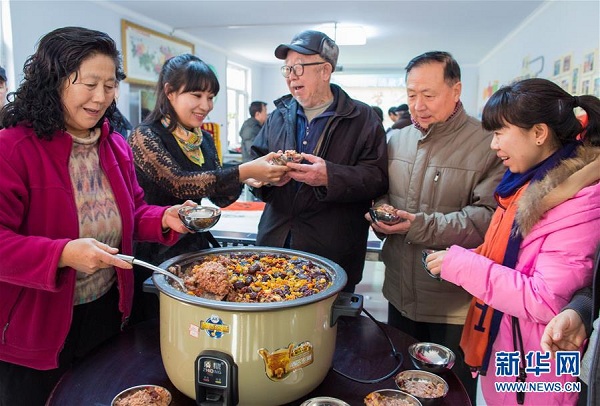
116, 254, 187, 291
116, 254, 226, 300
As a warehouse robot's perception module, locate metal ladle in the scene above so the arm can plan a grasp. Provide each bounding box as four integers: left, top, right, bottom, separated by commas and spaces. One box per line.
116, 254, 187, 291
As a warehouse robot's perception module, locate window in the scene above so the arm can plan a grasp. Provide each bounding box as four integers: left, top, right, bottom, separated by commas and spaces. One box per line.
332, 73, 407, 130
226, 63, 249, 153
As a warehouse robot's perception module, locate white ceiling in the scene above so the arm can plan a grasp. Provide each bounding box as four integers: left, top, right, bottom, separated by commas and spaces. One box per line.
105, 0, 546, 71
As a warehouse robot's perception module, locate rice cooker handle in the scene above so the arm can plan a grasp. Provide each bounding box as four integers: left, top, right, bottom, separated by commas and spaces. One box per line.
330, 292, 363, 326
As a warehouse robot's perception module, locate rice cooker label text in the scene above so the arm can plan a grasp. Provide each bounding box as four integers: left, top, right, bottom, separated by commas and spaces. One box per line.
198, 315, 230, 338
258, 341, 314, 381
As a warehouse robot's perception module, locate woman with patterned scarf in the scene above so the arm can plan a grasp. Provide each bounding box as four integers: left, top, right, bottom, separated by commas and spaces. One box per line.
128, 54, 288, 322
425, 78, 600, 405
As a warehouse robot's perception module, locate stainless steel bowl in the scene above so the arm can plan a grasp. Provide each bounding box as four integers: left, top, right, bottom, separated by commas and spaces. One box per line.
364, 389, 422, 406
300, 397, 350, 406
368, 205, 403, 224
178, 206, 220, 232
111, 384, 172, 406
408, 342, 456, 374
395, 370, 449, 406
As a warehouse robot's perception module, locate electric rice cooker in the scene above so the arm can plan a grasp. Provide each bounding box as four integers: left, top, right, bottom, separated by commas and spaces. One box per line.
153, 246, 362, 406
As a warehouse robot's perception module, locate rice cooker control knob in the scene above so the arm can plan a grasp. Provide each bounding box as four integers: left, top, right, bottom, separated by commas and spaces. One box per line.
195, 350, 238, 405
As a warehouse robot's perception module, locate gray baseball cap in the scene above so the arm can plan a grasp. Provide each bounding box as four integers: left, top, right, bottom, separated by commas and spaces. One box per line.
275, 30, 338, 71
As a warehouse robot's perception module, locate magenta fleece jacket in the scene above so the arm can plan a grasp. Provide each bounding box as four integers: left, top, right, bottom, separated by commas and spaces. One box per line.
0, 121, 178, 370
442, 182, 600, 406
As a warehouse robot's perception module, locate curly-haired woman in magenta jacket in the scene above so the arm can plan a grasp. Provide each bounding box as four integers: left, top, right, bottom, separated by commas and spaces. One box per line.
0, 27, 195, 406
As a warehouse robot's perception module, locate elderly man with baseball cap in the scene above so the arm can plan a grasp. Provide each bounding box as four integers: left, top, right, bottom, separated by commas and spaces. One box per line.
250, 30, 388, 293
0, 67, 7, 107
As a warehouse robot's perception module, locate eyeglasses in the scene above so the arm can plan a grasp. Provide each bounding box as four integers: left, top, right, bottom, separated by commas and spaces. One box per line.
280, 62, 327, 78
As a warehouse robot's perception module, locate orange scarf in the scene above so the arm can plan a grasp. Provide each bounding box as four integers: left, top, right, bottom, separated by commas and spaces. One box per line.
459, 184, 528, 374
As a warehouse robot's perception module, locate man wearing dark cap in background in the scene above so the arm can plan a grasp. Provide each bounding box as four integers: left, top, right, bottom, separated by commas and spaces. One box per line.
391, 104, 411, 130
250, 30, 388, 293
386, 104, 412, 138
0, 67, 7, 108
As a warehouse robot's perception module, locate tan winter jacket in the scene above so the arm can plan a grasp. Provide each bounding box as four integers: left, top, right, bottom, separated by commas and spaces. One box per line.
379, 106, 505, 324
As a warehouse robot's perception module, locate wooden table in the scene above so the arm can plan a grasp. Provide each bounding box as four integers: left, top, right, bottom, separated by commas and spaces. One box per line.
47, 314, 471, 406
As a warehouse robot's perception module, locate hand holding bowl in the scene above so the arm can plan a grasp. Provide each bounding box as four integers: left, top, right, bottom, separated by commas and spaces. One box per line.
178, 206, 221, 232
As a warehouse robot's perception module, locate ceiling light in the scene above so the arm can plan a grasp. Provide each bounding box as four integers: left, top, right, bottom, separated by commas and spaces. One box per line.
320, 23, 367, 46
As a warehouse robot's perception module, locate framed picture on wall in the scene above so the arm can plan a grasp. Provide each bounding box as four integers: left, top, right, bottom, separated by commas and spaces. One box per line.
582, 50, 597, 74
121, 19, 195, 86
562, 54, 572, 74
553, 59, 561, 76
571, 68, 579, 94
553, 74, 570, 92
580, 78, 591, 95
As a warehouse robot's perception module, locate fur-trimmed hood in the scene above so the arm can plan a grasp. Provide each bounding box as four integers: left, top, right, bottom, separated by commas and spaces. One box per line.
517, 145, 600, 235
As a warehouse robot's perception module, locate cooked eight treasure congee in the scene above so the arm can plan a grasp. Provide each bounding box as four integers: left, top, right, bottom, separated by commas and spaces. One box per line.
169, 253, 333, 302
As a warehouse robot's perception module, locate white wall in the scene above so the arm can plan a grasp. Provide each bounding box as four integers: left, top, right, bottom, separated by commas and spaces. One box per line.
477, 0, 600, 115
460, 65, 479, 116
8, 0, 597, 151
8, 1, 139, 119
9, 1, 121, 80
6, 0, 235, 148
257, 64, 288, 109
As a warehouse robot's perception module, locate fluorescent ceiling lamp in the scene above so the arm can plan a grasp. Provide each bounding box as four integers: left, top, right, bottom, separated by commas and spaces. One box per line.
320, 24, 367, 46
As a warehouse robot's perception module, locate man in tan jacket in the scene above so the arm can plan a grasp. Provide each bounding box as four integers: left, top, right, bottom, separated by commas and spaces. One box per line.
369, 51, 504, 403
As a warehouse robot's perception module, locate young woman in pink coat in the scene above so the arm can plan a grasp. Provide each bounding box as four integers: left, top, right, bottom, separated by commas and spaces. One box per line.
425, 78, 600, 405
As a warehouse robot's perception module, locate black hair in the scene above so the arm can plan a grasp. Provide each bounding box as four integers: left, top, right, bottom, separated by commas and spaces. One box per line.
0, 26, 125, 139
482, 78, 600, 146
405, 51, 461, 86
145, 54, 219, 132
249, 101, 267, 117
371, 106, 384, 122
